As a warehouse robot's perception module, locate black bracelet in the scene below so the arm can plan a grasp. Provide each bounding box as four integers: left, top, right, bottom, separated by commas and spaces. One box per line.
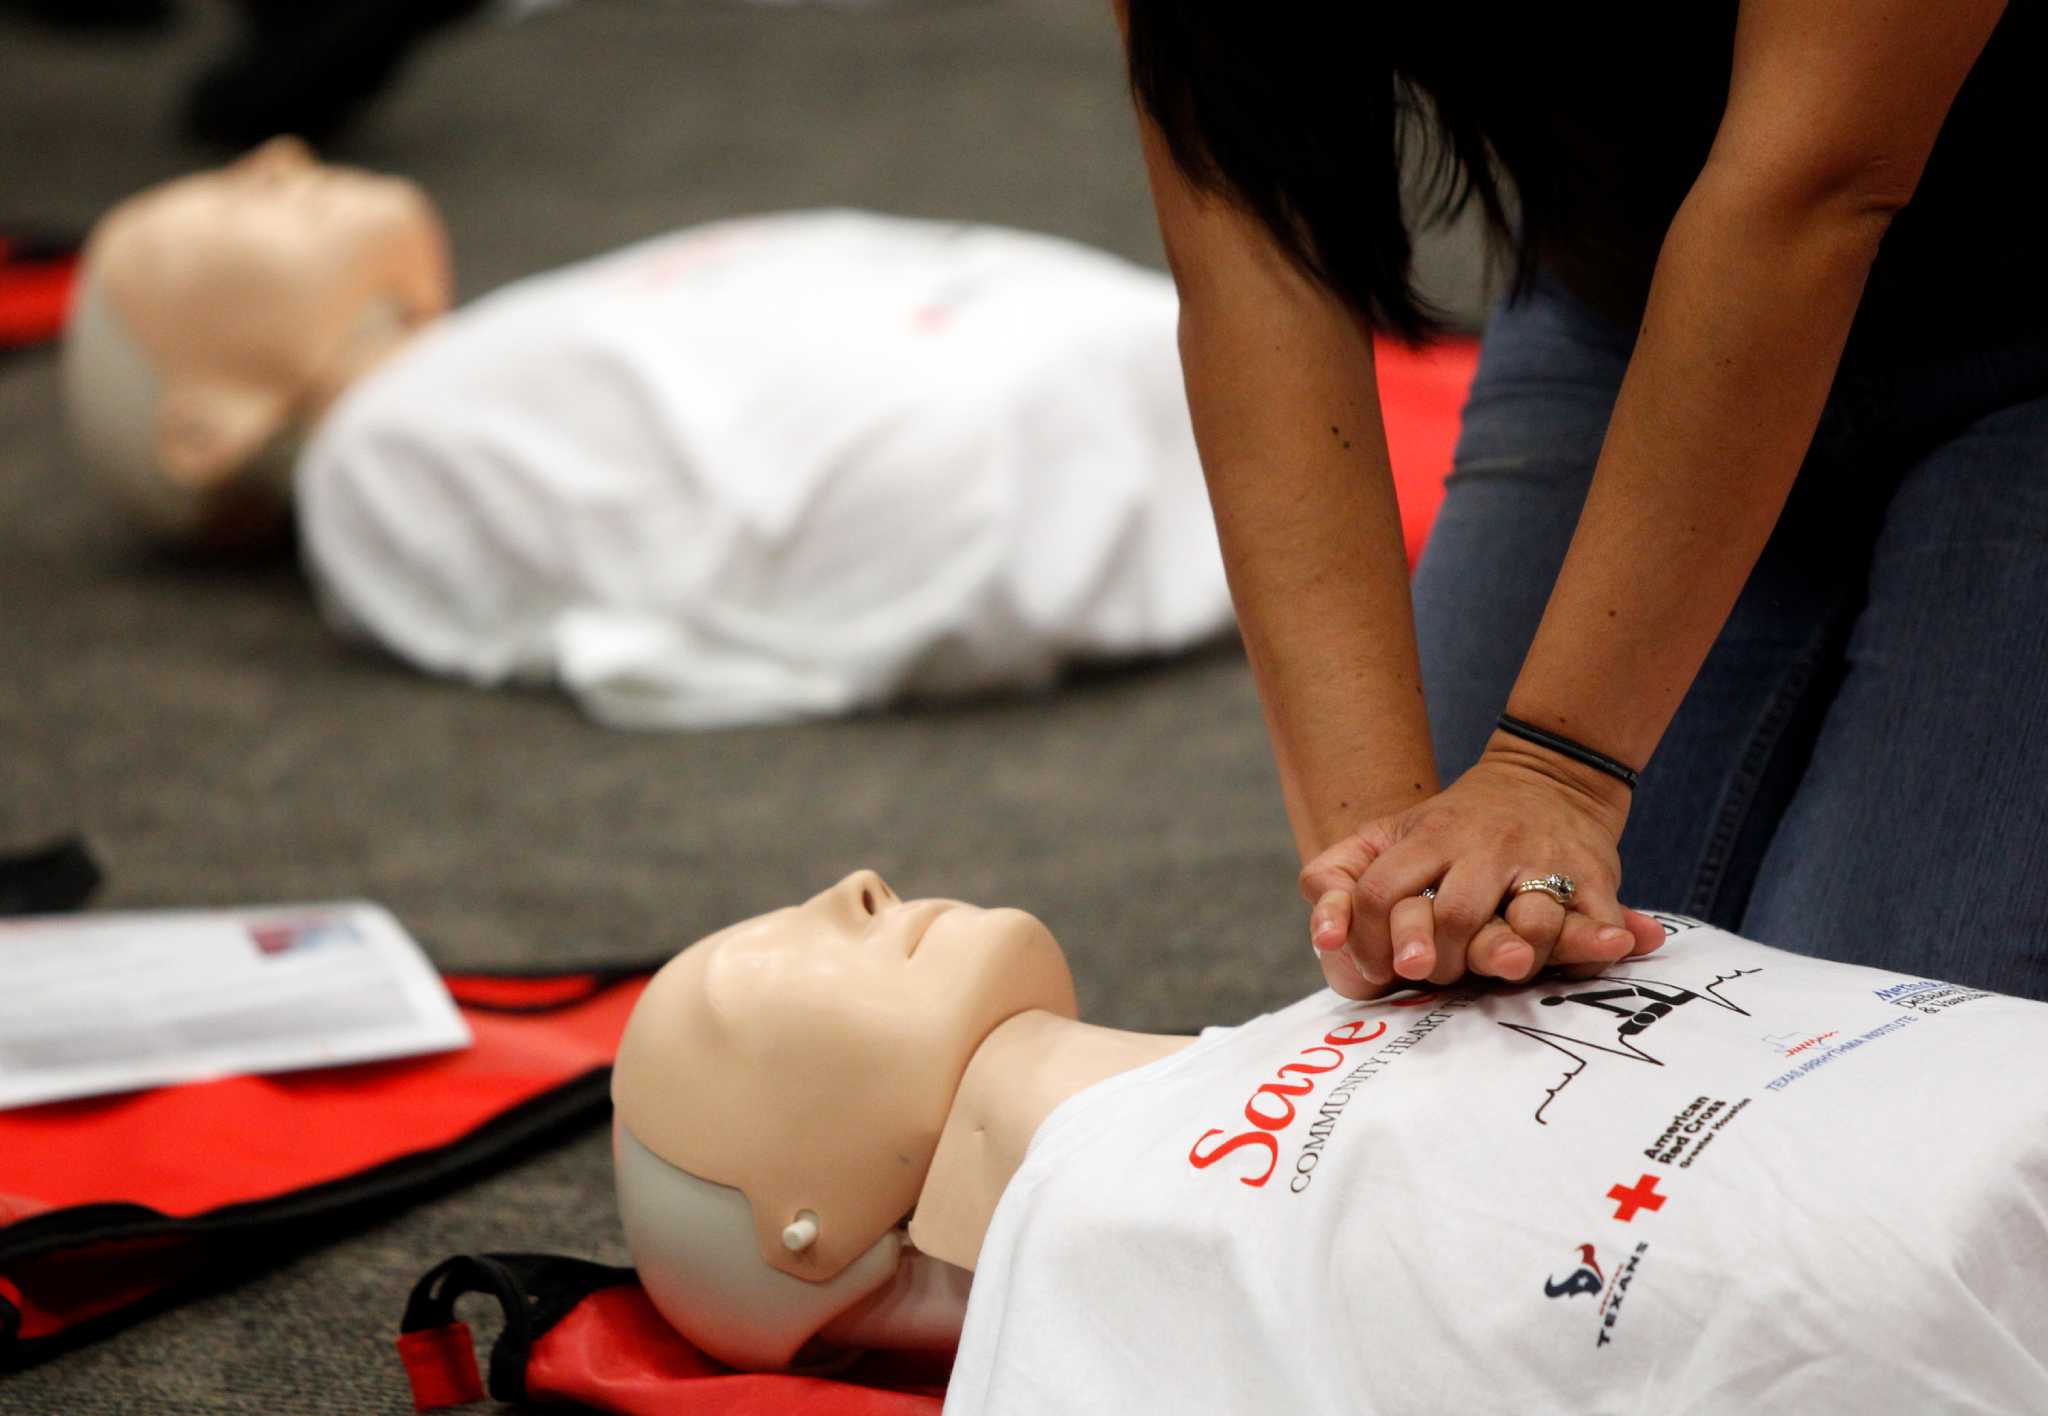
1495, 714, 1641, 790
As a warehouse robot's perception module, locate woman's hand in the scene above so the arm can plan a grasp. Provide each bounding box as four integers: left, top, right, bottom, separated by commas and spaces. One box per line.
1299, 733, 1667, 998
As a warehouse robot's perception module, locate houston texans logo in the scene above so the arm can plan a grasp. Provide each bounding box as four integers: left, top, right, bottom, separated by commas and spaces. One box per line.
1544, 1243, 1605, 1299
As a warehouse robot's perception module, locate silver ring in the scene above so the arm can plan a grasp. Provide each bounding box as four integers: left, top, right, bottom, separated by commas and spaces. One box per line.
1418, 886, 1438, 902
1510, 873, 1577, 907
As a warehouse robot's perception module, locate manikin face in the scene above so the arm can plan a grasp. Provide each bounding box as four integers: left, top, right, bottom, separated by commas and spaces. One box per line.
83, 137, 450, 493
612, 870, 1078, 1279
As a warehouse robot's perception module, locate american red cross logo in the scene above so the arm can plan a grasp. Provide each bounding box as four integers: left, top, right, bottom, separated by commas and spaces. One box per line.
1607, 1173, 1667, 1222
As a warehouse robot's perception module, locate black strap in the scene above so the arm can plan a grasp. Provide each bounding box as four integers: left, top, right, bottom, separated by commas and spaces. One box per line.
0, 837, 102, 916
401, 1252, 638, 1402
1495, 714, 1641, 790
0, 1065, 620, 1372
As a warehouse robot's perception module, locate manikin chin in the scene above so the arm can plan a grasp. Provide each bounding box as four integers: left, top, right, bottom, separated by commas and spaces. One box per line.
609, 870, 1192, 1371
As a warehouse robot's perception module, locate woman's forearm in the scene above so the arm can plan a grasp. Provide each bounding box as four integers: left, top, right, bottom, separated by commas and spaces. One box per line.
1505, 164, 1896, 772
1130, 88, 1436, 861
1178, 288, 1437, 858
1505, 0, 2008, 771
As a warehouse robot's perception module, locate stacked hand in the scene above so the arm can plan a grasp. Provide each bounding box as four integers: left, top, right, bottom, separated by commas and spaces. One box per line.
1300, 737, 1667, 998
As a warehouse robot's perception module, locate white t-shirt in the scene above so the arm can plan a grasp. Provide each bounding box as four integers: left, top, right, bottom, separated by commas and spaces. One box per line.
948, 921, 2048, 1414
297, 212, 1229, 729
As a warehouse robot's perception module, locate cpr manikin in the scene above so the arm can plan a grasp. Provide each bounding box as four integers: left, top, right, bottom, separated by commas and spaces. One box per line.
62, 137, 450, 543
614, 872, 2048, 1413
609, 869, 1191, 1370
62, 148, 1232, 727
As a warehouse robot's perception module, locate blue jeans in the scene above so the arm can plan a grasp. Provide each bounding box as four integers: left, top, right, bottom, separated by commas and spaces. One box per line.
1412, 280, 2048, 1000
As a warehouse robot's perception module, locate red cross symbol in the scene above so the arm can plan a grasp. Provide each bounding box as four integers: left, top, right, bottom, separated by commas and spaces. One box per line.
1607, 1173, 1667, 1222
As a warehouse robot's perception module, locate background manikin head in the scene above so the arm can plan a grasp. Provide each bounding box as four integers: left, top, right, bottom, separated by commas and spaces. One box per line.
61, 137, 451, 544
610, 869, 1078, 1370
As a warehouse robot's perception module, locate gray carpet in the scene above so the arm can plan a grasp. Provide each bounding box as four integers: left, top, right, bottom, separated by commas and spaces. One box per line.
0, 4, 1478, 1410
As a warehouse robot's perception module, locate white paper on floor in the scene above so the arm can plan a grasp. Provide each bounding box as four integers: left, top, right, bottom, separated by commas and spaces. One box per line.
0, 902, 470, 1109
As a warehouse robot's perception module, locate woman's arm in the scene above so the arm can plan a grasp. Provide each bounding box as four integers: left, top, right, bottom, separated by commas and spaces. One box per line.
1133, 89, 1635, 995
1512, 0, 2008, 770
1343, 0, 2009, 989
1133, 102, 1438, 864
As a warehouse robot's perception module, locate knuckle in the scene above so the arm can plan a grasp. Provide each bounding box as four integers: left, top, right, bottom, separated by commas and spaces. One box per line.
1299, 852, 1342, 885
1558, 913, 1600, 943
1476, 918, 1520, 948
1553, 918, 1614, 963
1433, 900, 1486, 935
1578, 894, 1625, 924
1353, 877, 1400, 915
1393, 895, 1434, 927
1578, 866, 1621, 900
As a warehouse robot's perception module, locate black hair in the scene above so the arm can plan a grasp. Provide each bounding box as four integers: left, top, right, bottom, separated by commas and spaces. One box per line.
1123, 5, 1550, 341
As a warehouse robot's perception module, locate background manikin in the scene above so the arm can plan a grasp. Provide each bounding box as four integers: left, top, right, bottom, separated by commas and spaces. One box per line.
62, 136, 449, 544
613, 871, 2048, 1414
62, 143, 1233, 728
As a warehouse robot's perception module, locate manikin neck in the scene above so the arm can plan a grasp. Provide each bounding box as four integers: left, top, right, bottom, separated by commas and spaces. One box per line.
302, 294, 436, 427
906, 1010, 1192, 1271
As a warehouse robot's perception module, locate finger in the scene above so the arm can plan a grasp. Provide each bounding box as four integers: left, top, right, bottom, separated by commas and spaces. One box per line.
1548, 900, 1636, 968
1426, 925, 1473, 986
1387, 895, 1437, 981
1298, 827, 1391, 905
1555, 909, 1669, 979
1424, 858, 1509, 977
1309, 889, 1351, 956
1349, 846, 1444, 988
1503, 888, 1568, 973
1314, 925, 1377, 1000
1552, 911, 1638, 973
1310, 890, 1383, 1001
1566, 882, 1630, 932
1467, 915, 1539, 982
1621, 907, 1669, 956
1345, 916, 1396, 990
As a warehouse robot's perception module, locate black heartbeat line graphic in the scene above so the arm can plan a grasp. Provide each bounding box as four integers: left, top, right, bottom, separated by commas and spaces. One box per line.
1504, 969, 1763, 1125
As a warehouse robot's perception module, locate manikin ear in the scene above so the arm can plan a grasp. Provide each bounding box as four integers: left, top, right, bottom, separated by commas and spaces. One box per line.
154, 381, 291, 490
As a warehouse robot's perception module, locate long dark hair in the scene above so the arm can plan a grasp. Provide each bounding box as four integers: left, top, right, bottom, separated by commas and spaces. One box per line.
1124, 6, 1550, 341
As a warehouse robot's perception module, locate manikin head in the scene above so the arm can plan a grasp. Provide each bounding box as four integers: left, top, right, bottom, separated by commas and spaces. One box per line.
61, 137, 451, 544
610, 870, 1078, 1371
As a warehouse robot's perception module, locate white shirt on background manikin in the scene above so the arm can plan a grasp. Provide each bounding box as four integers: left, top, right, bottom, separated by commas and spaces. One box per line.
947, 921, 2048, 1415
297, 211, 1229, 728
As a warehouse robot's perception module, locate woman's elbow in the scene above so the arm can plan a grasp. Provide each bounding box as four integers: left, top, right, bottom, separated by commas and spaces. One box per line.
1697, 145, 1921, 239
1788, 148, 1921, 230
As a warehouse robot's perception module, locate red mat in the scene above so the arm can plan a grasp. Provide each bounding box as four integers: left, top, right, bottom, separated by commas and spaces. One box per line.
0, 235, 78, 351
1376, 335, 1478, 567
0, 969, 650, 1368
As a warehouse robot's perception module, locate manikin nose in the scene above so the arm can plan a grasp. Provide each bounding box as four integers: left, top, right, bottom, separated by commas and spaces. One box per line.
834, 869, 897, 920
237, 135, 316, 183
